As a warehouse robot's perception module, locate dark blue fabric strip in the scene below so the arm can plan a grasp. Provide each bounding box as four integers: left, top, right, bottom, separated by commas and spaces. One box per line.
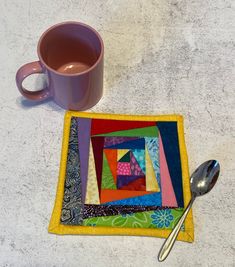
157, 122, 184, 207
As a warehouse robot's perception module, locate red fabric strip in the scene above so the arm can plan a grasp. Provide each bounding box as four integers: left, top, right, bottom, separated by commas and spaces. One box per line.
91, 136, 105, 197
119, 177, 146, 191
91, 119, 156, 135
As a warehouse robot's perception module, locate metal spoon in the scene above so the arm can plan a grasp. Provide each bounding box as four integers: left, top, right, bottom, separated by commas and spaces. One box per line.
158, 160, 220, 262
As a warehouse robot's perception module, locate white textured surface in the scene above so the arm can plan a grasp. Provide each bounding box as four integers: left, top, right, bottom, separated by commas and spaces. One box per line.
0, 0, 235, 266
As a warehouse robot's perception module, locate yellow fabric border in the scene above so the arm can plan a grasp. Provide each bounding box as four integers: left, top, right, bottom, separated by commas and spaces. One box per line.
48, 111, 194, 242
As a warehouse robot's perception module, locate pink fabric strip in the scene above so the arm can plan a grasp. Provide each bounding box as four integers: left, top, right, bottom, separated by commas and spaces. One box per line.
117, 162, 131, 175
159, 133, 178, 207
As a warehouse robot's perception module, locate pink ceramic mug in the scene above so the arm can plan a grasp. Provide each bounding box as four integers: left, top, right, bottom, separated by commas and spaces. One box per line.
16, 22, 104, 110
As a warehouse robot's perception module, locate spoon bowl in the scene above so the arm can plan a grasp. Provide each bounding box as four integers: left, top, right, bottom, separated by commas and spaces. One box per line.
190, 160, 220, 197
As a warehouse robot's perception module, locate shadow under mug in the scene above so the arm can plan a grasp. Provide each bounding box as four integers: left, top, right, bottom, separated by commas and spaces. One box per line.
16, 21, 104, 111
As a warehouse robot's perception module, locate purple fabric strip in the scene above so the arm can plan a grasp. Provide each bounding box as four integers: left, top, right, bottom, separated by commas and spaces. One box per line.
104, 137, 138, 147
117, 175, 144, 189
82, 205, 172, 219
77, 118, 91, 202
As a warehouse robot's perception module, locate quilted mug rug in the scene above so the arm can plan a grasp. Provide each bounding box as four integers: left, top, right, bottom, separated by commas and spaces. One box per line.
49, 112, 194, 242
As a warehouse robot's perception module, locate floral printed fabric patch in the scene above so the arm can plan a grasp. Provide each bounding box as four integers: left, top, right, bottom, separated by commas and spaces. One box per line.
84, 208, 184, 229
49, 112, 194, 242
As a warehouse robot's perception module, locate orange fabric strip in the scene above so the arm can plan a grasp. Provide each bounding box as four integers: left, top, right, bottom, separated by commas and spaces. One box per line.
100, 189, 153, 204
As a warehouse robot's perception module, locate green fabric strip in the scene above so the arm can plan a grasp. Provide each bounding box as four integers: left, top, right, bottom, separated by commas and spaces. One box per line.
93, 126, 159, 137
83, 208, 184, 230
101, 152, 117, 189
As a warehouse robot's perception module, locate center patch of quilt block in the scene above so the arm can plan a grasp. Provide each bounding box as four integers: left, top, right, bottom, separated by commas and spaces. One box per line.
89, 122, 163, 207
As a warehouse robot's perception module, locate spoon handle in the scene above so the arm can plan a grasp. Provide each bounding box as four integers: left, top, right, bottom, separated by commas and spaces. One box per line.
158, 197, 195, 262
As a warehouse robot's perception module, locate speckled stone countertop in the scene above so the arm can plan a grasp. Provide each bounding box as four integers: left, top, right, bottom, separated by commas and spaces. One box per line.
0, 1, 234, 266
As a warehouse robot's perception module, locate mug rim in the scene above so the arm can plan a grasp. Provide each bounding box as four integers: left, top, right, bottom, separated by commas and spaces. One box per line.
37, 21, 104, 76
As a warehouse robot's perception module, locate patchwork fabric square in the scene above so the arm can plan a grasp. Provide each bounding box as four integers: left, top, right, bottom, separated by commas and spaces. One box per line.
49, 112, 194, 242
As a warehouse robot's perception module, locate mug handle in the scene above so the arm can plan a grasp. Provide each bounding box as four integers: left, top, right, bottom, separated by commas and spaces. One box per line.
16, 61, 51, 101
